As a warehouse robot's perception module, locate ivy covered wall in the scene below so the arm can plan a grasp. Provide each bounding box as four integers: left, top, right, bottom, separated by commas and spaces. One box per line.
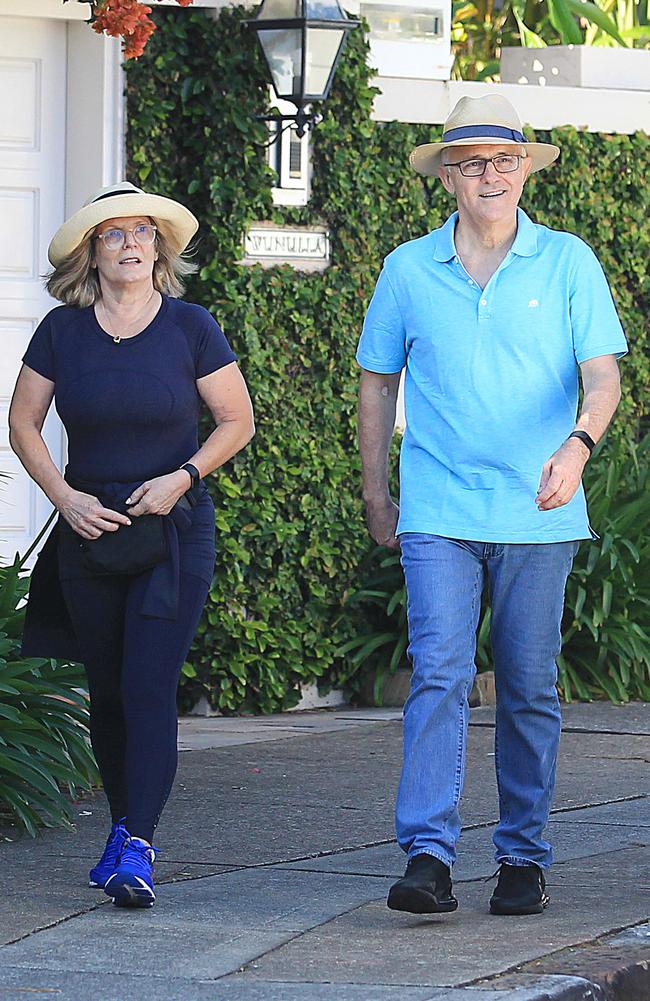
126, 7, 649, 712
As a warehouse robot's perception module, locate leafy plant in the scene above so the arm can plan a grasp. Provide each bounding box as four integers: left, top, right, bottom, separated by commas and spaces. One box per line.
67, 0, 195, 59
451, 0, 649, 82
452, 0, 526, 81
559, 434, 650, 701
126, 7, 648, 712
0, 531, 98, 836
339, 436, 650, 705
338, 549, 407, 705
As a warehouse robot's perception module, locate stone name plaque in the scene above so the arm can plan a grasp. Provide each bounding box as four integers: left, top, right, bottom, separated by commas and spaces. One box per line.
241, 224, 330, 272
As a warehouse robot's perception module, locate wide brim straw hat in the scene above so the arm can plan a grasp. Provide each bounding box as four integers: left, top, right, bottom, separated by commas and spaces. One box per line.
409, 94, 560, 177
48, 181, 199, 267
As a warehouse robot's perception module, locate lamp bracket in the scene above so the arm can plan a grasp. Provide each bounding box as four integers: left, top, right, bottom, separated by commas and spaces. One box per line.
256, 110, 321, 144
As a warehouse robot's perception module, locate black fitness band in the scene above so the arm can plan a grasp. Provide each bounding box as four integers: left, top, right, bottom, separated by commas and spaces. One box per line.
567, 430, 596, 454
180, 462, 200, 485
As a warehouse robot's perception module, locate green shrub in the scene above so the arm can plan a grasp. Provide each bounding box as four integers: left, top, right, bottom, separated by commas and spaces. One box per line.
126, 7, 648, 712
338, 548, 407, 706
0, 554, 98, 836
559, 435, 650, 701
339, 435, 650, 704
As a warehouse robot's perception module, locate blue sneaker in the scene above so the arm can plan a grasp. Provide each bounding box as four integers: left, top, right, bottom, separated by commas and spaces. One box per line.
104, 836, 157, 908
88, 818, 129, 888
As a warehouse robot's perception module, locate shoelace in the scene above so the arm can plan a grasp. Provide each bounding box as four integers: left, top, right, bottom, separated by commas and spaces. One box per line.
107, 818, 129, 842
119, 837, 159, 875
97, 819, 129, 864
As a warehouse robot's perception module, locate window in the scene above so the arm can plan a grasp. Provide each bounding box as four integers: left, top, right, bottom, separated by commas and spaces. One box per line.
360, 0, 451, 80
362, 3, 443, 41
267, 93, 312, 206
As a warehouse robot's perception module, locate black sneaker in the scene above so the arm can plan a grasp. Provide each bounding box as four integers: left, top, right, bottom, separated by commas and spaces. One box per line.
387, 854, 458, 914
489, 862, 549, 915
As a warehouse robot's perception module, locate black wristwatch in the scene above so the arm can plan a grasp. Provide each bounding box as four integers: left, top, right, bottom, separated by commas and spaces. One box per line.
180, 462, 200, 486
567, 430, 596, 454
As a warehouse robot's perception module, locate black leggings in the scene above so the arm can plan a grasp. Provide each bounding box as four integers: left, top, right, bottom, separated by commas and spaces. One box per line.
61, 570, 210, 842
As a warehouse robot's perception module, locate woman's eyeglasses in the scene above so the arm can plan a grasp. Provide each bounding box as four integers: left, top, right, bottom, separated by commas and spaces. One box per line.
94, 224, 157, 251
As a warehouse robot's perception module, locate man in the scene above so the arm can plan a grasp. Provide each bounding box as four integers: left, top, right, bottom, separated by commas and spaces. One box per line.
356, 95, 626, 917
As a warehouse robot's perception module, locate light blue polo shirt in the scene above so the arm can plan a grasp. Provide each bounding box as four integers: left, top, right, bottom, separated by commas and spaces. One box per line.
357, 209, 627, 543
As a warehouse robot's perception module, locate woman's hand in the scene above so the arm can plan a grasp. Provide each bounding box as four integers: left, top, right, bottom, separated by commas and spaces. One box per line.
59, 490, 132, 540
125, 471, 191, 517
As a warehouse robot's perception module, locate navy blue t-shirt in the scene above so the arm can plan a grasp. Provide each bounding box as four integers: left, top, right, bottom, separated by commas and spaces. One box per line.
23, 295, 236, 484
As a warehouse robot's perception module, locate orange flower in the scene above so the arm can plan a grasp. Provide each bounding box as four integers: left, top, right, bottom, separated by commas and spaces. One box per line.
123, 18, 156, 58
92, 0, 156, 58
175, 0, 195, 6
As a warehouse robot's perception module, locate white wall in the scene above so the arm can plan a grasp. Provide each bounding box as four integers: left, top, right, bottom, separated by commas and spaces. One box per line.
371, 77, 650, 134
0, 3, 124, 562
0, 13, 68, 562
65, 22, 125, 215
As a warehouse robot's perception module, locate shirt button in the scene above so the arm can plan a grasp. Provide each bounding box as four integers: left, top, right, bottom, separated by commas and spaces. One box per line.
480, 298, 487, 306
467, 278, 474, 285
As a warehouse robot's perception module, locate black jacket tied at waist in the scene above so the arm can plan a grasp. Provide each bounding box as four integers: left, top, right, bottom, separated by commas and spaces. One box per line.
21, 473, 201, 662
68, 476, 198, 620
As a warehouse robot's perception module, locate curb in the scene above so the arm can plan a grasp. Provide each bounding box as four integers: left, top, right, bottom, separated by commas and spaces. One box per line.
472, 921, 650, 1001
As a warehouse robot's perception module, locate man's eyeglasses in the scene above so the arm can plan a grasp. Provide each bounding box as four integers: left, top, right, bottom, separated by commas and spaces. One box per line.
443, 154, 524, 177
94, 224, 157, 251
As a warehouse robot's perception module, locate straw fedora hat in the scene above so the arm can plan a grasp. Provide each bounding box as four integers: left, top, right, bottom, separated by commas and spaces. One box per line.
409, 94, 560, 177
48, 182, 199, 267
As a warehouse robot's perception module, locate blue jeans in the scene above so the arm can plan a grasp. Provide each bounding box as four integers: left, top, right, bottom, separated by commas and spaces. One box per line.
396, 534, 579, 870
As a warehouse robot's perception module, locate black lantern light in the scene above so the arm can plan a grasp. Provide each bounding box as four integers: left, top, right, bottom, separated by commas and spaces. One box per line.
247, 0, 359, 137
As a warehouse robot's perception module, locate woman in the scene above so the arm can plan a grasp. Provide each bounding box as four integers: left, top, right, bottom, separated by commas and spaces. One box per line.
9, 182, 254, 908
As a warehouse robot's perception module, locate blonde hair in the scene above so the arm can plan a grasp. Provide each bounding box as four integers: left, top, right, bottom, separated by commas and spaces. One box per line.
44, 220, 198, 307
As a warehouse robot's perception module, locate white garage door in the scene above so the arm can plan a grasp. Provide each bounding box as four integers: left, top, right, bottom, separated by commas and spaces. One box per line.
0, 16, 66, 566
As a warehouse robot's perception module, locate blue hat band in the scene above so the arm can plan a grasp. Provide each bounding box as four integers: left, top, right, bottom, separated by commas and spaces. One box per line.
442, 125, 526, 143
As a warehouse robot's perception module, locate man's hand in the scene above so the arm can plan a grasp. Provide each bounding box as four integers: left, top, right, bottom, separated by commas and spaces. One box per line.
125, 471, 191, 517
358, 369, 402, 549
536, 438, 590, 512
365, 495, 400, 549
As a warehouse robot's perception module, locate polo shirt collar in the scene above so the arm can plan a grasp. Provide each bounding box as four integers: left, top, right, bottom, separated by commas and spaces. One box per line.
432, 208, 538, 262
511, 208, 538, 257
432, 212, 458, 262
